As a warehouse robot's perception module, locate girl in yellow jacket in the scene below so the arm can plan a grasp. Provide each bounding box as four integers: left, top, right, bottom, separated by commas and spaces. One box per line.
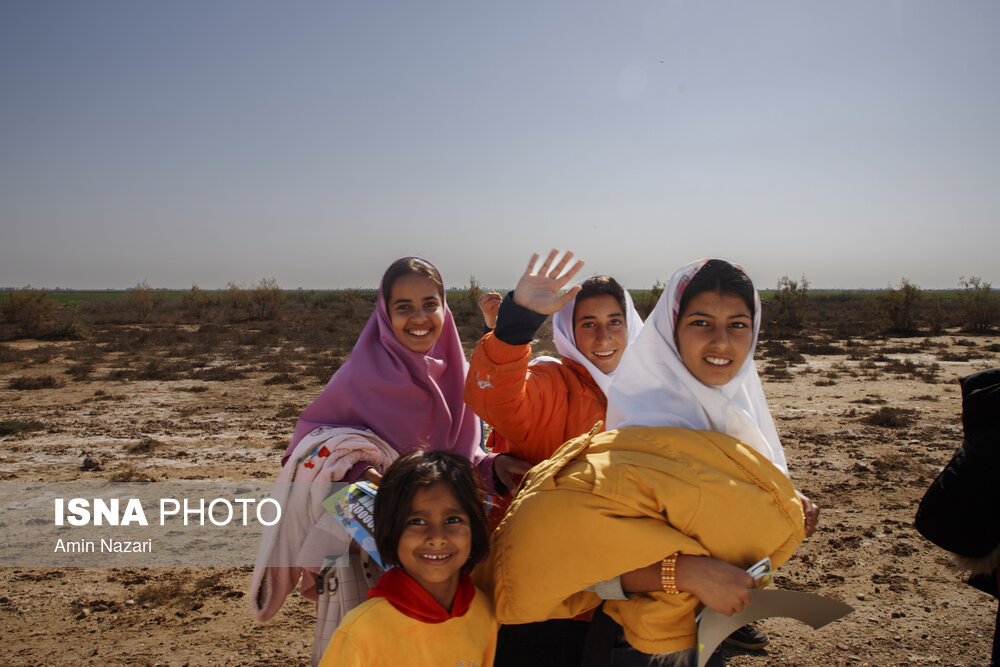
320, 451, 498, 667
487, 259, 819, 666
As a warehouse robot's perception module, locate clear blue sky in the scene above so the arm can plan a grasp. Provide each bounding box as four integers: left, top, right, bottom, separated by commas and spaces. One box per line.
2, 1, 997, 291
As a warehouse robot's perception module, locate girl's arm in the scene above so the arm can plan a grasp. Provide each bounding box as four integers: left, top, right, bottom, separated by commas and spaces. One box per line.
619, 555, 755, 616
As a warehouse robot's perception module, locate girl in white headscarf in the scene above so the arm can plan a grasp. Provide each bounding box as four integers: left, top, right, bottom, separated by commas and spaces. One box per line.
607, 259, 788, 474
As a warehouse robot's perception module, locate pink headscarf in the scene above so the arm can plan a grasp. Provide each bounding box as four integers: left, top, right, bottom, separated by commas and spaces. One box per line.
281, 258, 482, 467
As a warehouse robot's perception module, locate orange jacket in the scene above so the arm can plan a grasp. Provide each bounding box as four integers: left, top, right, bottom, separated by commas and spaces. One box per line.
465, 332, 606, 465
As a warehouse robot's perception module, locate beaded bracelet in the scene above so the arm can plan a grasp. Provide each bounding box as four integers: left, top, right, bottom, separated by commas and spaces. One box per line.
660, 552, 680, 594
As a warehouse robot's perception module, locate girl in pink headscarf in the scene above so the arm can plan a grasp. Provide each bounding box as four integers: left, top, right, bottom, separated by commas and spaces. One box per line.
255, 257, 521, 665
281, 257, 508, 487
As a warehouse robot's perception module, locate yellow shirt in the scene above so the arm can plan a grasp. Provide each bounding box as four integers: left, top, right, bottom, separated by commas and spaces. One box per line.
319, 587, 497, 667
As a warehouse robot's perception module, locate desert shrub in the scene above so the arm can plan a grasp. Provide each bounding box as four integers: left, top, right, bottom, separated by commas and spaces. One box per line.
958, 276, 997, 332
637, 281, 665, 318
862, 406, 916, 428
465, 276, 484, 309
108, 464, 155, 482
338, 289, 364, 319
0, 419, 45, 436
66, 362, 94, 382
223, 282, 251, 321
773, 275, 809, 329
8, 375, 59, 390
796, 339, 846, 355
763, 363, 793, 380
51, 305, 93, 340
0, 344, 25, 363
182, 284, 218, 321
248, 278, 284, 320
881, 279, 922, 334
762, 340, 805, 363
135, 577, 189, 607
191, 365, 246, 382
263, 373, 299, 385
275, 403, 301, 419
2, 286, 57, 337
125, 281, 154, 322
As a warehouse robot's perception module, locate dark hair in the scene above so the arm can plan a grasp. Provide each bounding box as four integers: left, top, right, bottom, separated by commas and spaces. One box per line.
676, 259, 755, 322
574, 275, 627, 321
374, 450, 489, 571
381, 258, 445, 309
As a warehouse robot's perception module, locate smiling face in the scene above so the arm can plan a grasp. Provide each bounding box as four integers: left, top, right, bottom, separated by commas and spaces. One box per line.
397, 482, 472, 610
388, 273, 445, 353
675, 289, 754, 386
573, 294, 628, 374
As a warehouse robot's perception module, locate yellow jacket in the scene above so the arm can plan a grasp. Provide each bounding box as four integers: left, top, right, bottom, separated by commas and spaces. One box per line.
319, 587, 497, 667
484, 426, 804, 655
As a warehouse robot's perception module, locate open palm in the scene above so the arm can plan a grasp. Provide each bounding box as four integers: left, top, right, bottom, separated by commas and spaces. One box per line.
512, 249, 585, 315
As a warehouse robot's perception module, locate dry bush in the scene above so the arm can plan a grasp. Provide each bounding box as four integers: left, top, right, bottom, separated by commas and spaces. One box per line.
8, 375, 59, 390
762, 340, 805, 363
862, 407, 917, 428
190, 365, 246, 382
263, 373, 299, 385
108, 465, 155, 482
275, 403, 301, 419
337, 289, 365, 320
0, 344, 26, 363
182, 284, 218, 321
125, 281, 155, 322
127, 437, 162, 454
763, 364, 793, 380
958, 276, 997, 332
135, 577, 188, 607
881, 279, 922, 334
0, 419, 45, 436
65, 362, 94, 382
2, 286, 57, 338
248, 278, 284, 321
773, 275, 809, 329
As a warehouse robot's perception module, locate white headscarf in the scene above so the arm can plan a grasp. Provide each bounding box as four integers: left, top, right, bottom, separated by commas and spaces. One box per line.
605, 260, 788, 475
551, 279, 644, 395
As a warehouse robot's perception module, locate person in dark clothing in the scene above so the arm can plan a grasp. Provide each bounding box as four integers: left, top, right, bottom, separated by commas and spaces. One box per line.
915, 367, 1000, 666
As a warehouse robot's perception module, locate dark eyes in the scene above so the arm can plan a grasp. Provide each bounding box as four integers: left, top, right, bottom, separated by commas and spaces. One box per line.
405, 515, 466, 526
580, 319, 624, 328
687, 319, 749, 329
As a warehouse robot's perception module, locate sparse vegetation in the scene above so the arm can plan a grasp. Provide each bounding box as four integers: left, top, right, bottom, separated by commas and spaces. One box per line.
862, 406, 917, 428
773, 275, 809, 329
958, 276, 997, 332
2, 286, 57, 337
8, 375, 59, 390
0, 418, 45, 436
881, 278, 922, 334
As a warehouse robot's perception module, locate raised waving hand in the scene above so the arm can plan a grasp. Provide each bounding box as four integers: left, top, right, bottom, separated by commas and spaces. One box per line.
511, 249, 585, 315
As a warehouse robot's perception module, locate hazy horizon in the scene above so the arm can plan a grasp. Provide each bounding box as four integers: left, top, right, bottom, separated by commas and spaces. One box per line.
3, 2, 998, 292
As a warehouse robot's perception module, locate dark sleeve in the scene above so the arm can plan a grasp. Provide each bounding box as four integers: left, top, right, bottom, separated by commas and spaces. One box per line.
915, 367, 1000, 558
493, 292, 548, 345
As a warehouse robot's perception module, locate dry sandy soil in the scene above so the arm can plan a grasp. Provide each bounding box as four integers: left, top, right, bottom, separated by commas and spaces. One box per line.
1, 324, 998, 666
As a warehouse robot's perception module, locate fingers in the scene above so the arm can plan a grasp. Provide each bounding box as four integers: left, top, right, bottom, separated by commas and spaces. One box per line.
531, 249, 583, 281
536, 249, 558, 275
555, 259, 585, 287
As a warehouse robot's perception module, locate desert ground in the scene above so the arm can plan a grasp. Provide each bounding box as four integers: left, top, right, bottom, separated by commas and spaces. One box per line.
1, 292, 998, 666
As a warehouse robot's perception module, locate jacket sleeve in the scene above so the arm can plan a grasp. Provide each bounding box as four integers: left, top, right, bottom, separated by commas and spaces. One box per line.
465, 331, 570, 464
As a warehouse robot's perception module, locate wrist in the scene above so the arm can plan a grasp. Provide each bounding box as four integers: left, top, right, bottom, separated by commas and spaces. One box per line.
660, 552, 680, 594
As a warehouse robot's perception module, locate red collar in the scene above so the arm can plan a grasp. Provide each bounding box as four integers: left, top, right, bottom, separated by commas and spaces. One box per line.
367, 567, 474, 623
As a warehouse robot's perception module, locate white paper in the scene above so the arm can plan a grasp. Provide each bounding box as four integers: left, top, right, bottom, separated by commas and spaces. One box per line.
696, 589, 854, 667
